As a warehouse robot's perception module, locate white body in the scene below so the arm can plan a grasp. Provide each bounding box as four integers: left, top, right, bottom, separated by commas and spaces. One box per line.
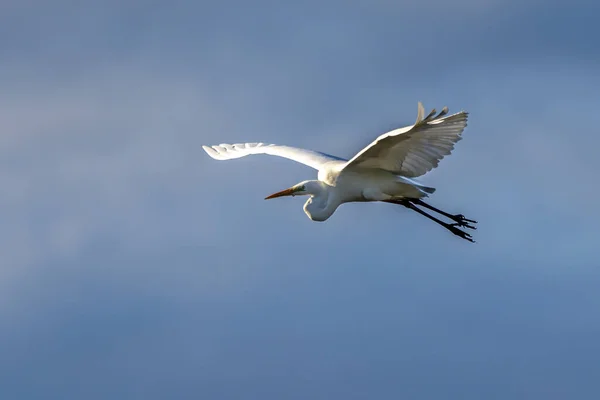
203, 102, 468, 221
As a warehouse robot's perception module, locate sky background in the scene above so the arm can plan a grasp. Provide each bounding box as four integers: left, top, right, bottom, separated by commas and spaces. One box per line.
2, 1, 600, 399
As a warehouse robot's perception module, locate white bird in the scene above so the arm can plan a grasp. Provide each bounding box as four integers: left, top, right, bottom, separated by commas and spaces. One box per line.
203, 102, 477, 242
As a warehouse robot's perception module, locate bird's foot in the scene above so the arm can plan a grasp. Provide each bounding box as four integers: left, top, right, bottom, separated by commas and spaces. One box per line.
446, 223, 475, 243
452, 214, 477, 230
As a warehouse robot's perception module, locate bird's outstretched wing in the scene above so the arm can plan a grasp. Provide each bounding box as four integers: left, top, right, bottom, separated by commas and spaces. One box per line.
344, 102, 468, 177
202, 142, 345, 171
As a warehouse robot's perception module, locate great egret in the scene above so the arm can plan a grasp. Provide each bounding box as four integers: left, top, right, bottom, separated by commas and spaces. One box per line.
203, 102, 477, 242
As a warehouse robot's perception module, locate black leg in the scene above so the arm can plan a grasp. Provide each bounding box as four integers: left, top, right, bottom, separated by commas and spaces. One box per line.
384, 199, 475, 243
411, 199, 477, 230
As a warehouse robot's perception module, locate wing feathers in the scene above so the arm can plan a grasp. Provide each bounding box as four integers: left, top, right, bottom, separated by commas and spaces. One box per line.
344, 102, 468, 177
204, 103, 468, 177
202, 142, 345, 170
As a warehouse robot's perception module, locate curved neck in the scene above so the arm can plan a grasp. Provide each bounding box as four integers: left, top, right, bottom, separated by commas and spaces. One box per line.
303, 182, 340, 222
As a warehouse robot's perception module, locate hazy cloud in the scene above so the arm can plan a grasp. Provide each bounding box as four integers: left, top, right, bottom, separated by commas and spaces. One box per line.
1, 1, 599, 399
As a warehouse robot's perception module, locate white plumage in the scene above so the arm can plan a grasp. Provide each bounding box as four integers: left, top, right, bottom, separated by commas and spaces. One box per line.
202, 142, 344, 171
203, 102, 477, 242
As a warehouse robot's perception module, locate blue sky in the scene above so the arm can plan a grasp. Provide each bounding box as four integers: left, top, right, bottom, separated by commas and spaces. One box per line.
1, 1, 599, 399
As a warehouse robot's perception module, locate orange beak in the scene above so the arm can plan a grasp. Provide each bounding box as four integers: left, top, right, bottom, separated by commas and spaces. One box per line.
264, 187, 296, 200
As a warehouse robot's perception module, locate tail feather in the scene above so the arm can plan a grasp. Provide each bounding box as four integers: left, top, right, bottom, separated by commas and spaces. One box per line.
397, 176, 436, 196
419, 185, 436, 194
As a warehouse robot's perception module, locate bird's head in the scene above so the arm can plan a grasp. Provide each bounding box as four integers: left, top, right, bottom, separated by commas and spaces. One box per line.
264, 180, 321, 200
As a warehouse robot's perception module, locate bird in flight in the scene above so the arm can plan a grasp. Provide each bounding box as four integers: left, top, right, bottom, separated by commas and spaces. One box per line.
203, 102, 477, 242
